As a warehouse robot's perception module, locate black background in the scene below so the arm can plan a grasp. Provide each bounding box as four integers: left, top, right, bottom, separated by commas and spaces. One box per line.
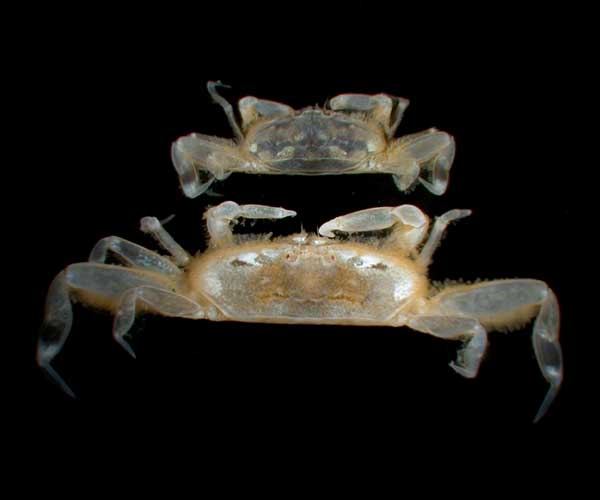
13, 5, 590, 482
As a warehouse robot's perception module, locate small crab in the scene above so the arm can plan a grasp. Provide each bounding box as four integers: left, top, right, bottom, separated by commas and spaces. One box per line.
171, 82, 455, 198
38, 201, 562, 421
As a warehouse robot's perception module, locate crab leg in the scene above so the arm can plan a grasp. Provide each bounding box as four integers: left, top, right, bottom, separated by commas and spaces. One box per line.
139, 217, 191, 266
328, 93, 410, 136
37, 263, 176, 396
171, 136, 214, 198
417, 209, 472, 266
407, 315, 488, 379
424, 279, 563, 421
38, 271, 74, 396
318, 205, 429, 251
89, 236, 182, 275
113, 286, 205, 358
172, 130, 255, 199
207, 81, 243, 141
382, 129, 455, 195
238, 96, 294, 129
171, 135, 220, 199
206, 200, 297, 248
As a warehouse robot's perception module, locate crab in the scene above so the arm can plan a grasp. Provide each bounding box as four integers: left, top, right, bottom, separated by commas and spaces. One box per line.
38, 201, 562, 421
171, 82, 455, 198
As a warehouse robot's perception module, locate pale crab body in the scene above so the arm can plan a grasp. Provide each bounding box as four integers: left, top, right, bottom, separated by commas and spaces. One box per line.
187, 237, 428, 324
243, 108, 387, 173
38, 201, 563, 421
171, 82, 455, 197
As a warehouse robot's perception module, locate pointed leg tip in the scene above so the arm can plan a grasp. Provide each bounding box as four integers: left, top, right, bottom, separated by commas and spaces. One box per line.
116, 338, 137, 359
40, 363, 76, 398
208, 80, 230, 90
122, 343, 137, 359
533, 405, 548, 423
63, 385, 76, 399
533, 385, 559, 423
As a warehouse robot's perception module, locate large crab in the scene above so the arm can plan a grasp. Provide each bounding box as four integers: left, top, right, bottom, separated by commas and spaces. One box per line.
38, 201, 562, 421
171, 82, 455, 198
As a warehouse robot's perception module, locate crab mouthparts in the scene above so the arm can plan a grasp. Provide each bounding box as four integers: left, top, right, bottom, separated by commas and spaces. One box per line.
269, 157, 357, 173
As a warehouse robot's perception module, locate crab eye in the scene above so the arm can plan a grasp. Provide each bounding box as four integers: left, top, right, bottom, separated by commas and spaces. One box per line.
349, 256, 363, 267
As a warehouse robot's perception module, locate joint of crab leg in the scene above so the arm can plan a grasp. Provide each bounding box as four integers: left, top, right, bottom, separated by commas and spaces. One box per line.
392, 205, 430, 248
238, 96, 295, 129
392, 205, 427, 229
113, 286, 207, 359
407, 315, 488, 380
171, 139, 216, 199
392, 160, 420, 191
113, 289, 141, 359
418, 158, 451, 195
450, 324, 488, 379
140, 217, 191, 267
327, 93, 410, 137
88, 236, 182, 275
390, 129, 454, 195
417, 133, 455, 196
417, 209, 472, 266
388, 96, 411, 136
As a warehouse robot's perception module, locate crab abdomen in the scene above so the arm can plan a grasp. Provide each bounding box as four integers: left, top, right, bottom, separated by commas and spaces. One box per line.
187, 241, 426, 324
246, 111, 386, 174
